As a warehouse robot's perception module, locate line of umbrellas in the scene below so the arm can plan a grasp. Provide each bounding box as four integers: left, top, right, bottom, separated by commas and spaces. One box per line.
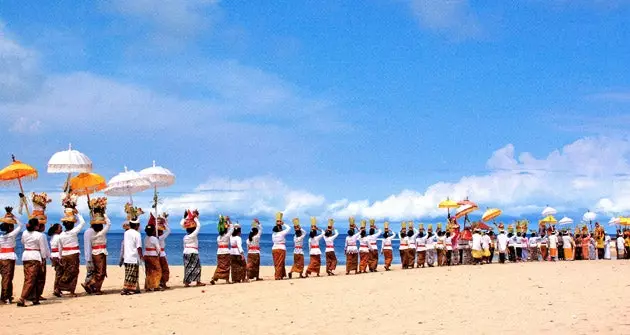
0, 144, 175, 217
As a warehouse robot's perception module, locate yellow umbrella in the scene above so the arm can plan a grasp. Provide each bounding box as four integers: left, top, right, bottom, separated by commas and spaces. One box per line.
539, 215, 557, 225
482, 208, 502, 222
620, 217, 630, 226
438, 198, 461, 220
70, 173, 106, 196
0, 155, 38, 216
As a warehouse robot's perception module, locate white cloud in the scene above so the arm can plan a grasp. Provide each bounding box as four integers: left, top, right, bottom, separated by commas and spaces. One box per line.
9, 116, 42, 133
0, 20, 41, 101
409, 0, 481, 38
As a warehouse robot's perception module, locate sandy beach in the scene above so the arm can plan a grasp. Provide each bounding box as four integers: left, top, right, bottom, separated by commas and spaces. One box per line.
3, 261, 630, 334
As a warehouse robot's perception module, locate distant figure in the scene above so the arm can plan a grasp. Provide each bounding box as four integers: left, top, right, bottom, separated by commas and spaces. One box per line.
548, 232, 558, 262
616, 233, 625, 260
271, 213, 290, 280
345, 228, 360, 275
246, 219, 262, 281
229, 224, 247, 283
289, 219, 305, 279
324, 223, 339, 276
0, 207, 22, 304
305, 226, 324, 277
211, 215, 233, 285
496, 229, 508, 264
381, 223, 396, 271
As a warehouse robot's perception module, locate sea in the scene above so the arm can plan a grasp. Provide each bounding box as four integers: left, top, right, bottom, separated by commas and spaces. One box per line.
12, 232, 404, 266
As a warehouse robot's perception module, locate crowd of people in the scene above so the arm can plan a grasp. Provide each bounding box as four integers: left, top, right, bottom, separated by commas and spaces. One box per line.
1, 193, 630, 308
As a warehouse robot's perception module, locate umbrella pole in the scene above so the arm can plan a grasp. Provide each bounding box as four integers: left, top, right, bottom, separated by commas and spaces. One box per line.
17, 177, 30, 216
64, 173, 72, 192
154, 185, 158, 218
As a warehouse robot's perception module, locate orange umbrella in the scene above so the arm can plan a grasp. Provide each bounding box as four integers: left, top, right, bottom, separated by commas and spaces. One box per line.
0, 155, 38, 215
69, 172, 106, 210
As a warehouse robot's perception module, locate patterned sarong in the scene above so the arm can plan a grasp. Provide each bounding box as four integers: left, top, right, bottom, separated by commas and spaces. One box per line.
123, 263, 139, 291
399, 249, 407, 269
0, 259, 15, 302
231, 254, 246, 283
437, 249, 447, 266
383, 250, 393, 270
346, 252, 358, 273
306, 255, 321, 275
183, 253, 201, 284
212, 254, 231, 281
247, 253, 260, 279
405, 249, 415, 268
417, 251, 426, 267
84, 261, 95, 287
326, 251, 337, 273
159, 256, 169, 286
426, 249, 436, 266
57, 254, 80, 292
290, 254, 304, 274
20, 260, 40, 302
272, 249, 286, 280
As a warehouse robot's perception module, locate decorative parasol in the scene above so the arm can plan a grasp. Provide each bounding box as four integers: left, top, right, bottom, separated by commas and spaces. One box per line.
47, 144, 92, 192
539, 215, 557, 225
583, 210, 596, 230
103, 167, 151, 204
541, 205, 557, 217
608, 217, 620, 227
140, 161, 175, 217
558, 216, 573, 226
438, 198, 460, 219
69, 172, 107, 208
0, 155, 38, 215
454, 203, 479, 220
619, 217, 630, 226
481, 208, 502, 222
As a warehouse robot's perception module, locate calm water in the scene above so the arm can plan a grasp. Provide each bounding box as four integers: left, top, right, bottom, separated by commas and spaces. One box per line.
13, 232, 404, 266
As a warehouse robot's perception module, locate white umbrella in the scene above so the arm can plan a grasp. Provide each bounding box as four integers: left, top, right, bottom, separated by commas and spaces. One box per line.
608, 217, 620, 226
541, 205, 557, 216
104, 167, 151, 204
140, 160, 175, 216
47, 144, 93, 191
558, 216, 574, 225
583, 210, 597, 222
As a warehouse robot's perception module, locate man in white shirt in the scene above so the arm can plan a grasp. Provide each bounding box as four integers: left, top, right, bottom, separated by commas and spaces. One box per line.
471, 229, 483, 265
548, 232, 559, 261
617, 233, 625, 260
496, 230, 508, 264
82, 225, 95, 293
122, 219, 143, 295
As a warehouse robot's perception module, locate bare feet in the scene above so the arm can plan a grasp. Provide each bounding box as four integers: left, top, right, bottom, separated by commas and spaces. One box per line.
196, 282, 206, 287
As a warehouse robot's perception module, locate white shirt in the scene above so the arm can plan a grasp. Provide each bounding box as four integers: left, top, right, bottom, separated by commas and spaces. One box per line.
308, 232, 324, 256
293, 228, 306, 255
91, 217, 111, 256
21, 230, 47, 262
445, 236, 453, 251
50, 234, 61, 258
472, 233, 482, 251
83, 227, 95, 262
324, 229, 339, 253
345, 233, 360, 254
359, 235, 370, 253
381, 231, 396, 251
562, 235, 573, 248
123, 229, 142, 264
415, 235, 427, 251
159, 223, 171, 257
41, 234, 51, 259
272, 224, 290, 250
514, 236, 522, 248
230, 235, 244, 255
528, 237, 539, 248
425, 235, 435, 250
0, 220, 22, 261
398, 232, 408, 250
548, 234, 558, 249
216, 226, 234, 255
481, 235, 491, 250
144, 236, 161, 257
497, 234, 508, 252
58, 214, 86, 256
246, 224, 262, 254
617, 237, 625, 250
407, 230, 419, 249
182, 220, 201, 254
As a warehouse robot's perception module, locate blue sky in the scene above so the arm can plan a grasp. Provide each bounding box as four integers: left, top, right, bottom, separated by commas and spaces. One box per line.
1, 1, 630, 229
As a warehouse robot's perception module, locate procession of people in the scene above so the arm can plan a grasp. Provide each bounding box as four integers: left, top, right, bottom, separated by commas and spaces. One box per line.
2, 199, 630, 308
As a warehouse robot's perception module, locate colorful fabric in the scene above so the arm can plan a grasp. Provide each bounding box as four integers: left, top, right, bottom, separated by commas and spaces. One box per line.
306, 255, 321, 275
123, 263, 139, 291
20, 260, 40, 302
272, 249, 286, 280
88, 254, 107, 292
247, 253, 260, 279
437, 249, 447, 266
35, 259, 46, 298
359, 251, 369, 272
52, 258, 62, 292
84, 260, 95, 287
183, 253, 201, 284
564, 248, 574, 260
426, 249, 436, 266
540, 245, 548, 260
144, 256, 162, 289
405, 249, 415, 268
368, 250, 378, 271
549, 248, 558, 258
212, 254, 231, 281
472, 249, 483, 259
230, 254, 246, 283
290, 254, 304, 274
346, 252, 358, 273
383, 249, 393, 270
326, 251, 337, 272
416, 251, 426, 267
399, 250, 407, 269
57, 253, 80, 292
159, 256, 169, 286
0, 259, 15, 302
